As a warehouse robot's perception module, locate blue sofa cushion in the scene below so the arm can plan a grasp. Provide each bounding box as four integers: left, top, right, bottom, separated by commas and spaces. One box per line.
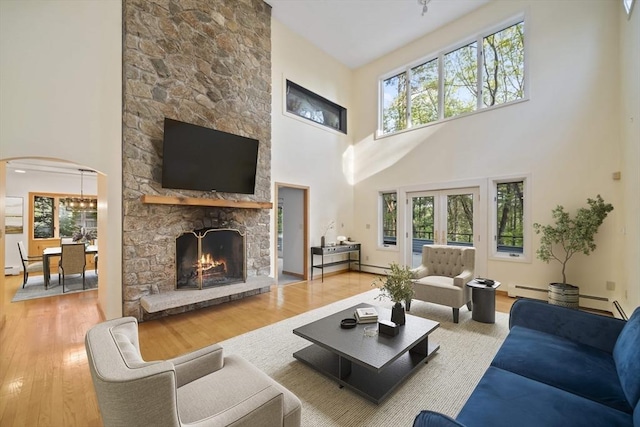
491, 325, 631, 413
455, 367, 632, 427
509, 298, 626, 353
613, 307, 640, 408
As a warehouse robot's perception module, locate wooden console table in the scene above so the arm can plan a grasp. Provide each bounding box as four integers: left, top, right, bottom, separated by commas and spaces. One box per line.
311, 243, 361, 282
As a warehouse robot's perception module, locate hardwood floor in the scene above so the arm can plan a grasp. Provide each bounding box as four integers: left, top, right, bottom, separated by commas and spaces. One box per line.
0, 271, 515, 426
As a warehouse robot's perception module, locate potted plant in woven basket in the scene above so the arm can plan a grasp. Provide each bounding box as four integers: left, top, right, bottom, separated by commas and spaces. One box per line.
373, 262, 415, 325
533, 195, 613, 308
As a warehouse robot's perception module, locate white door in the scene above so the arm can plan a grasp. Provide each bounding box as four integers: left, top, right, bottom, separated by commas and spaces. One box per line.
406, 188, 480, 268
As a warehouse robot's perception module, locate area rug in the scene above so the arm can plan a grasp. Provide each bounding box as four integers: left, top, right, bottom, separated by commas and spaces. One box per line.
219, 289, 510, 426
12, 271, 98, 302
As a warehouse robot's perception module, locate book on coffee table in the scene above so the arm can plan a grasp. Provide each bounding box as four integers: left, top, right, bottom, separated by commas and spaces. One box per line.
355, 307, 378, 323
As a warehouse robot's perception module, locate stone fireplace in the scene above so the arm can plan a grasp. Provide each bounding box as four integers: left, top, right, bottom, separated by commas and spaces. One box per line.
176, 228, 246, 290
122, 0, 273, 320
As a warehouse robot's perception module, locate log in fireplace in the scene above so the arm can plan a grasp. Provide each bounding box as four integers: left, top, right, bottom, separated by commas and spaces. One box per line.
175, 228, 246, 290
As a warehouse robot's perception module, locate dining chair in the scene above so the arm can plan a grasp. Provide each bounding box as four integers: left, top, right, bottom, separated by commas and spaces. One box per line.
17, 241, 44, 288
59, 243, 86, 293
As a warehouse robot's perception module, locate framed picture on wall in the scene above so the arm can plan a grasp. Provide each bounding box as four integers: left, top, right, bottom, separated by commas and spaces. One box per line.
5, 196, 24, 234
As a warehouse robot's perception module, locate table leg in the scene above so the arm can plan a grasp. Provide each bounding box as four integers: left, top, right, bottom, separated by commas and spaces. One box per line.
338, 355, 352, 379
43, 254, 49, 290
410, 336, 428, 357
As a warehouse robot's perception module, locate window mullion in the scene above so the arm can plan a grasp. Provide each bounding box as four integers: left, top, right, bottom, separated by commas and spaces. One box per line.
406, 68, 412, 129
476, 35, 483, 110
437, 55, 444, 120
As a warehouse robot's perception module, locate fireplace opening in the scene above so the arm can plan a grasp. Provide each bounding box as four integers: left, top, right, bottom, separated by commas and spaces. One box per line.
176, 228, 246, 290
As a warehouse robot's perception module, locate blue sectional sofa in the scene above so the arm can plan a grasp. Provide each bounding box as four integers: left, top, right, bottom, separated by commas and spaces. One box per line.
414, 298, 640, 427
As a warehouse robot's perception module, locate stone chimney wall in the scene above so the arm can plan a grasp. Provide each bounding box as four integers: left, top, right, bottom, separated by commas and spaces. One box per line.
122, 0, 272, 319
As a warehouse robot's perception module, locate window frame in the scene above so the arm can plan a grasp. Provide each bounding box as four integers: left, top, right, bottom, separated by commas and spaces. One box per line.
30, 191, 98, 241
284, 79, 347, 134
489, 174, 531, 262
378, 14, 528, 138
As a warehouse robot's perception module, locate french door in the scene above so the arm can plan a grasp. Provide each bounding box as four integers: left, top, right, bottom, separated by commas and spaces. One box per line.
406, 188, 479, 268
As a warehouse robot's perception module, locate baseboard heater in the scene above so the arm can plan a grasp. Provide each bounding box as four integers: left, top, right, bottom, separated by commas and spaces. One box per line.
4, 266, 20, 276
508, 284, 611, 312
359, 264, 394, 276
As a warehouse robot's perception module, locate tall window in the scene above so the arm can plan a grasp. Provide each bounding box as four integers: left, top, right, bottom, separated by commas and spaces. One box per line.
380, 192, 397, 246
492, 177, 529, 260
379, 18, 525, 136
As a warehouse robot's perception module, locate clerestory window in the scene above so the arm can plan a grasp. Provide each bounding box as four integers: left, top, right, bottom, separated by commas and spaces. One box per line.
380, 18, 525, 136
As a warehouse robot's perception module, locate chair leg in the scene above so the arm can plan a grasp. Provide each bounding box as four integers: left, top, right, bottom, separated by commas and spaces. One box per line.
82, 271, 86, 290
452, 307, 460, 323
22, 272, 28, 288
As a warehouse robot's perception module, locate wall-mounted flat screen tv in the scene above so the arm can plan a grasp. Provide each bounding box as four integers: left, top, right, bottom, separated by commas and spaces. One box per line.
161, 118, 259, 194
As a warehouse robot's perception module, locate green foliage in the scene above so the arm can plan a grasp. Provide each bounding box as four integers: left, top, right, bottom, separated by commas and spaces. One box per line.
533, 195, 613, 284
33, 196, 54, 239
497, 181, 524, 248
382, 21, 524, 135
373, 262, 415, 303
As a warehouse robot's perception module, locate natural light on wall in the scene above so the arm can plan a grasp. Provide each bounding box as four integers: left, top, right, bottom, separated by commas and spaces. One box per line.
624, 0, 635, 16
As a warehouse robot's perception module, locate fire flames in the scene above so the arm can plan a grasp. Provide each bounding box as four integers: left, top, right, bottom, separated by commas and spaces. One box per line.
195, 253, 226, 276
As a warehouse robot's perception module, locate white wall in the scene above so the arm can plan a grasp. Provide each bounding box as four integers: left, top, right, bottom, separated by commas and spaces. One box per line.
271, 19, 355, 273
4, 169, 97, 269
619, 3, 640, 313
351, 1, 630, 308
0, 1, 122, 319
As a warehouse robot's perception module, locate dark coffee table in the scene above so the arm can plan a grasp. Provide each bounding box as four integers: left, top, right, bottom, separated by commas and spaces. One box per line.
293, 303, 440, 403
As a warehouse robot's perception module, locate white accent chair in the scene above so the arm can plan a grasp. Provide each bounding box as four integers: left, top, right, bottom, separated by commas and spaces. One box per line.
17, 241, 43, 288
409, 245, 476, 323
85, 317, 302, 427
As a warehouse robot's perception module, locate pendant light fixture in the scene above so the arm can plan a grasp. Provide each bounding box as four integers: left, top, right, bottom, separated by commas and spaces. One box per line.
418, 0, 431, 16
62, 169, 96, 210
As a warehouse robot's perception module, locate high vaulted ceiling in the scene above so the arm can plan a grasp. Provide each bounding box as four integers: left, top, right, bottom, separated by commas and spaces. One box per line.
264, 0, 491, 69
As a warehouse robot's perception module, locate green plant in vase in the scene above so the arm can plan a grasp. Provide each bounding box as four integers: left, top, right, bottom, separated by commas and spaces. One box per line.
533, 194, 613, 308
373, 262, 415, 325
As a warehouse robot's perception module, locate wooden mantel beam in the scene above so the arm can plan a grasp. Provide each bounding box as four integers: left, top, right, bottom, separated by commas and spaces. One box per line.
140, 194, 272, 209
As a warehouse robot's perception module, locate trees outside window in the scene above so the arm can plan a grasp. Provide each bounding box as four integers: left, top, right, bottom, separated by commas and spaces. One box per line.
483, 22, 525, 107
379, 18, 525, 136
491, 177, 529, 261
381, 192, 397, 246
410, 59, 439, 126
444, 42, 478, 118
382, 73, 407, 134
31, 193, 98, 241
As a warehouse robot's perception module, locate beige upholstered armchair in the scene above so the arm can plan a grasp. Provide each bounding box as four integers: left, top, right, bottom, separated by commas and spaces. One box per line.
85, 317, 301, 427
409, 245, 476, 323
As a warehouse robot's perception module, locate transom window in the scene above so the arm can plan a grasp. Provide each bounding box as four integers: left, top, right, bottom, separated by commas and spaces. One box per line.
380, 19, 525, 136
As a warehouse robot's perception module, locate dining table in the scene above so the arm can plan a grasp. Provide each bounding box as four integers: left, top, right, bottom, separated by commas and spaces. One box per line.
43, 244, 98, 289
